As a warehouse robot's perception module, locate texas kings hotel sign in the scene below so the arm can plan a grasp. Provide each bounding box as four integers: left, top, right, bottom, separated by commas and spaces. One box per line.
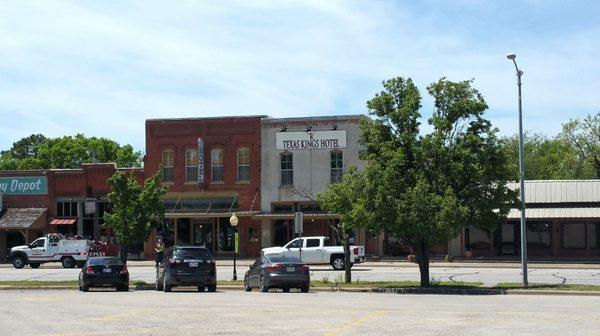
276, 130, 347, 150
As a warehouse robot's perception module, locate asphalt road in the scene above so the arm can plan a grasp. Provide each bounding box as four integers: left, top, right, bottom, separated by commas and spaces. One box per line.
2, 264, 600, 286
1, 290, 599, 335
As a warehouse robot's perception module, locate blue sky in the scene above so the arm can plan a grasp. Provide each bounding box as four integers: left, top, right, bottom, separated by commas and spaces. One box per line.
1, 1, 598, 151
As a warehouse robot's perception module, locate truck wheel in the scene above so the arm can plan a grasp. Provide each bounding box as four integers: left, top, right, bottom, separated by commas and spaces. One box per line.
29, 263, 41, 269
12, 256, 26, 269
61, 257, 76, 268
331, 256, 344, 270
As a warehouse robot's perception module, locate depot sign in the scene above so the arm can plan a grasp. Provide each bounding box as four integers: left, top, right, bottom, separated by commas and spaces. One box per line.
276, 130, 347, 150
0, 177, 48, 195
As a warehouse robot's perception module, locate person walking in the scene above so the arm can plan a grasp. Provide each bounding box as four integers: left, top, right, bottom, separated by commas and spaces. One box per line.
154, 239, 165, 267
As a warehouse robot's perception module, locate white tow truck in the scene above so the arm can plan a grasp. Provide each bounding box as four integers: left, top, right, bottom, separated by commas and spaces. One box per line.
9, 234, 90, 269
261, 236, 366, 270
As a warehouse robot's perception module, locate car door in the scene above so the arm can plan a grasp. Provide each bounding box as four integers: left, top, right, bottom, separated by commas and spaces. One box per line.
249, 258, 263, 287
30, 238, 46, 258
283, 238, 302, 258
301, 238, 323, 264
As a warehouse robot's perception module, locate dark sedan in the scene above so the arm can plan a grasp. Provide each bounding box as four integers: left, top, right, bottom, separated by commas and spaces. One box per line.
244, 255, 310, 293
156, 246, 217, 292
79, 257, 129, 292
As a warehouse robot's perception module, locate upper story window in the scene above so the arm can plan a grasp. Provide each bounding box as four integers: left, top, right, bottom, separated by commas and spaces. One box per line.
280, 152, 293, 186
56, 201, 78, 217
330, 151, 343, 183
211, 148, 224, 182
237, 147, 250, 182
185, 149, 198, 182
162, 150, 174, 182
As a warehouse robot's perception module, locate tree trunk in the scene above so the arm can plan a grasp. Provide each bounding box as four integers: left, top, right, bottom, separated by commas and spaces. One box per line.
119, 244, 129, 265
342, 231, 351, 283
414, 239, 430, 287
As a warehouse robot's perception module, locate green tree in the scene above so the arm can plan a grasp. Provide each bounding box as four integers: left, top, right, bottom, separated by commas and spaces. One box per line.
560, 111, 600, 178
103, 170, 167, 263
357, 77, 517, 287
501, 133, 594, 180
0, 133, 143, 170
317, 167, 369, 283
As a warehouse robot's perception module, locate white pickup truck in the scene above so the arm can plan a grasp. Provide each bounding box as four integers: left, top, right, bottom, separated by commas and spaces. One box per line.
9, 234, 90, 269
261, 236, 366, 270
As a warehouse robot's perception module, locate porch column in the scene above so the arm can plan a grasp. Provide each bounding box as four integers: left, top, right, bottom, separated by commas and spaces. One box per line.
77, 202, 84, 236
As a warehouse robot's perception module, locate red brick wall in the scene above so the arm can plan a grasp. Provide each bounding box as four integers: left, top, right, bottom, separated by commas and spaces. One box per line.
144, 116, 263, 212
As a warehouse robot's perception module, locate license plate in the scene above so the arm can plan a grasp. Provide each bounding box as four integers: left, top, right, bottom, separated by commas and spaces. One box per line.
189, 262, 198, 267
286, 267, 295, 272
103, 268, 112, 273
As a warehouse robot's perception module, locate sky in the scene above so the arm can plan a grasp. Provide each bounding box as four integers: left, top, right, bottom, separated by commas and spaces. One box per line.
0, 0, 599, 152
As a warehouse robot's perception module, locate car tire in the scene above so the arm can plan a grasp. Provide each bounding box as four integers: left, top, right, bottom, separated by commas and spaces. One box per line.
300, 285, 309, 293
29, 263, 41, 269
155, 279, 162, 291
243, 277, 252, 292
331, 256, 344, 270
207, 284, 216, 292
61, 257, 76, 269
282, 287, 290, 293
259, 276, 268, 293
163, 279, 172, 292
198, 286, 205, 292
82, 282, 90, 292
119, 285, 129, 292
12, 256, 26, 269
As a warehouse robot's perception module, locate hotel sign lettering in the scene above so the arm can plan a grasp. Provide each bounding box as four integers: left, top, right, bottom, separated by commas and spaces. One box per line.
0, 176, 48, 195
276, 130, 347, 150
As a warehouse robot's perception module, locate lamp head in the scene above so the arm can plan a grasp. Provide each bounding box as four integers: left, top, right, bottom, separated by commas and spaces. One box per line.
506, 53, 516, 60
229, 213, 239, 227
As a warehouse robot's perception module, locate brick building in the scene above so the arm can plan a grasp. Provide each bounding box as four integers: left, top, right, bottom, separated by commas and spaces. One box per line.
0, 164, 143, 262
144, 116, 265, 257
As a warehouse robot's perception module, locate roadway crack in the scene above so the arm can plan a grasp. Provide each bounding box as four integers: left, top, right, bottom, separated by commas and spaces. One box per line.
448, 272, 479, 283
551, 272, 567, 284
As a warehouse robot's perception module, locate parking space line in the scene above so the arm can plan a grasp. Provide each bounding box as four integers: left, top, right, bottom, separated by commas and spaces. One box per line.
323, 310, 387, 336
92, 308, 156, 321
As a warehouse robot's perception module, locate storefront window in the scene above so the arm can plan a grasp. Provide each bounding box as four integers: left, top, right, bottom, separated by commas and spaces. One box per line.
588, 223, 598, 249
237, 147, 250, 182
280, 152, 293, 186
211, 149, 224, 182
330, 151, 343, 184
185, 149, 198, 182
162, 150, 174, 182
527, 222, 552, 249
562, 223, 586, 248
467, 227, 492, 249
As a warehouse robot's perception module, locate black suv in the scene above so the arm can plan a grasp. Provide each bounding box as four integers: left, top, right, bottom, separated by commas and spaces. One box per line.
156, 246, 217, 292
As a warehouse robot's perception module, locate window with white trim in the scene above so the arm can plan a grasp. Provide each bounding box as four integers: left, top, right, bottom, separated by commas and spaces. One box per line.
162, 150, 174, 182
237, 147, 250, 182
185, 149, 198, 182
211, 148, 224, 182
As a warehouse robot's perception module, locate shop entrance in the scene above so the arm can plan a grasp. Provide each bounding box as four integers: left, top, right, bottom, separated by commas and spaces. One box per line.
500, 222, 518, 255
274, 220, 292, 247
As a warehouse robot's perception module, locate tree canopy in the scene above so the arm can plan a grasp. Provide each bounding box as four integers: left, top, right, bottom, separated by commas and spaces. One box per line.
331, 77, 517, 287
0, 134, 142, 170
103, 170, 167, 263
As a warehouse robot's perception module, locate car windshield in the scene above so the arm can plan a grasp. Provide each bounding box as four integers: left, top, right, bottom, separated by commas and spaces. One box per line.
267, 256, 302, 264
87, 257, 122, 266
174, 248, 213, 260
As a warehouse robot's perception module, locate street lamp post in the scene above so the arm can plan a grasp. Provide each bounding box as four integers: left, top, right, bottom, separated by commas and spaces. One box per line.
507, 52, 528, 288
229, 213, 239, 281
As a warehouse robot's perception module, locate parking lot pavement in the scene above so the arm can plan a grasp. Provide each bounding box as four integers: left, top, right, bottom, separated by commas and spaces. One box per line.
1, 290, 599, 335
2, 264, 600, 287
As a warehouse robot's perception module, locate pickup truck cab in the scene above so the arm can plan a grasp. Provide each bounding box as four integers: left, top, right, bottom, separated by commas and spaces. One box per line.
261, 236, 365, 270
9, 234, 89, 269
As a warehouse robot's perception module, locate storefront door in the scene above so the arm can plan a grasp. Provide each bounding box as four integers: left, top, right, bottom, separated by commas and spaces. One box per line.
500, 222, 518, 255
246, 222, 261, 257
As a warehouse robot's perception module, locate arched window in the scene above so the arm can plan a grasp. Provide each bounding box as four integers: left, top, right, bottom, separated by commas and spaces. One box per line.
237, 147, 250, 182
330, 150, 343, 183
280, 152, 293, 186
211, 148, 224, 182
185, 149, 198, 182
162, 149, 174, 182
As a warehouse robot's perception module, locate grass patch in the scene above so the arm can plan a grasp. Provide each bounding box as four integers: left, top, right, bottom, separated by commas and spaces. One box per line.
217, 280, 244, 286
495, 282, 600, 291
0, 281, 79, 287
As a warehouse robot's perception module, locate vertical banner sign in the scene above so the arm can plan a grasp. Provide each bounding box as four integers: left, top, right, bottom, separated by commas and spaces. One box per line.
294, 212, 303, 234
234, 232, 239, 254
197, 138, 205, 185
